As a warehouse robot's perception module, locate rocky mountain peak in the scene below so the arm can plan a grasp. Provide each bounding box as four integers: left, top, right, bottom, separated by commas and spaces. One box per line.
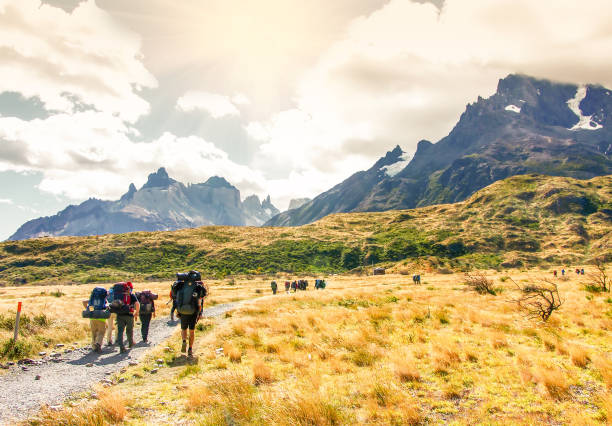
204, 176, 233, 188
119, 183, 137, 202
142, 167, 176, 189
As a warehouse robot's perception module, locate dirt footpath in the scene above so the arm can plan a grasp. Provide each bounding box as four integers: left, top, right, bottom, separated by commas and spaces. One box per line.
0, 302, 239, 425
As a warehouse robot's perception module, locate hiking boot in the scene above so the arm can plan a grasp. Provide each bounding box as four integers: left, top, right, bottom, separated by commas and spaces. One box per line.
94, 343, 102, 353
188, 348, 193, 358
105, 341, 113, 347
128, 340, 134, 349
181, 340, 187, 353
119, 346, 127, 354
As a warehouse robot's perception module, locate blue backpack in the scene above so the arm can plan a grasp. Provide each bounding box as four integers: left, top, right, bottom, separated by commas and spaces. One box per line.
89, 287, 108, 311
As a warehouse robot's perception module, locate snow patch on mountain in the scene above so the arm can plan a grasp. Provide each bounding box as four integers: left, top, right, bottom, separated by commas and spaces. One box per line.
505, 105, 521, 113
567, 85, 603, 131
381, 152, 412, 177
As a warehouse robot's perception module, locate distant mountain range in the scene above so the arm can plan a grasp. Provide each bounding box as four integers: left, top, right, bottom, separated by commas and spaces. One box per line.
265, 74, 612, 226
9, 168, 279, 240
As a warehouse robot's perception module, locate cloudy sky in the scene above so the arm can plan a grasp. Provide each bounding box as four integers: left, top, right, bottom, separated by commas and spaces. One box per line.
1, 0, 612, 240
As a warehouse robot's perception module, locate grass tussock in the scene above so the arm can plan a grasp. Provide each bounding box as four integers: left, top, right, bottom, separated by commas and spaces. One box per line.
32, 390, 128, 426
252, 360, 274, 386
569, 345, 590, 368
394, 357, 421, 382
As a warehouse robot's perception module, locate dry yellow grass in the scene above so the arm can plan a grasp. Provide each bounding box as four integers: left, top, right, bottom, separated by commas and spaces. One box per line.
17, 266, 612, 424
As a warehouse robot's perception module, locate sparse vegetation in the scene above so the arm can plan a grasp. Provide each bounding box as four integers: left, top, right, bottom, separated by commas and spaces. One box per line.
16, 269, 612, 424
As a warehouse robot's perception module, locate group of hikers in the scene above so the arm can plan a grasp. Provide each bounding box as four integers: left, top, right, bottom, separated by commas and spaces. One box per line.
553, 268, 585, 277
83, 270, 207, 358
412, 274, 422, 284
270, 279, 327, 294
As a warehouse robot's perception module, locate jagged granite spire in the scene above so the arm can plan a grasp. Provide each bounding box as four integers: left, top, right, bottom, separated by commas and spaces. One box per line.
119, 183, 137, 202
142, 167, 176, 189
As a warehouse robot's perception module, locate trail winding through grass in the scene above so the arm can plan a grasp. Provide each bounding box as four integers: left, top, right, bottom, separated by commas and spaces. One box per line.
0, 302, 241, 425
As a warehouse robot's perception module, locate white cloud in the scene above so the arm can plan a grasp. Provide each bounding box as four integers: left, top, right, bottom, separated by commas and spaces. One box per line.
0, 198, 13, 204
176, 91, 242, 118
0, 0, 156, 122
0, 112, 266, 200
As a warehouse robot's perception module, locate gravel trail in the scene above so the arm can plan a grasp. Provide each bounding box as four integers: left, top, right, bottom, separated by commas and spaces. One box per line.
0, 302, 240, 425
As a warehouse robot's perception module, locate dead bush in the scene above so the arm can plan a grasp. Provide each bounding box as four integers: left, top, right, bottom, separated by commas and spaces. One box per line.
465, 272, 496, 295
511, 279, 563, 322
587, 258, 610, 293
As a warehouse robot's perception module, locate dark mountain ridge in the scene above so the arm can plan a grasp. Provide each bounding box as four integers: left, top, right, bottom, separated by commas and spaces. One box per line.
9, 168, 279, 240
266, 74, 612, 226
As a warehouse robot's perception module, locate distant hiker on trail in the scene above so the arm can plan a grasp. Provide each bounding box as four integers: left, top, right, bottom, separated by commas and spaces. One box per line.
271, 281, 277, 295
136, 289, 158, 344
291, 281, 297, 292
172, 270, 207, 358
562, 269, 565, 276
553, 270, 557, 277
109, 281, 140, 354
82, 287, 110, 353
581, 268, 585, 275
285, 281, 290, 293
416, 274, 421, 285
576, 268, 580, 275
315, 279, 326, 289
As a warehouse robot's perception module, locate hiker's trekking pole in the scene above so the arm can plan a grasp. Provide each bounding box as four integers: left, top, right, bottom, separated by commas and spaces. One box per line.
13, 302, 22, 342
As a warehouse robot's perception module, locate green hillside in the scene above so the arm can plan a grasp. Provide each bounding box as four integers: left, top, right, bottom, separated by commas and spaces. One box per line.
1, 174, 610, 285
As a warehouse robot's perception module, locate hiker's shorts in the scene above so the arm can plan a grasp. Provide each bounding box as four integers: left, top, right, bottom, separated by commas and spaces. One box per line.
180, 313, 198, 330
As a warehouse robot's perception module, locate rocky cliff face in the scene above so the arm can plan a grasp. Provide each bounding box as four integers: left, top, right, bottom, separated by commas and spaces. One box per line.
10, 168, 278, 240
266, 74, 612, 226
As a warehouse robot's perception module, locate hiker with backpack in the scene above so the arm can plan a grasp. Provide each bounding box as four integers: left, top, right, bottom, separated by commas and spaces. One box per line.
109, 281, 140, 353
171, 271, 207, 357
82, 287, 111, 353
271, 281, 277, 295
136, 289, 158, 344
285, 281, 290, 293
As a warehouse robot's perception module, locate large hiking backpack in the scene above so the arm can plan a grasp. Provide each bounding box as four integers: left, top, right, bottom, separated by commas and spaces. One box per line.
176, 281, 198, 315
89, 287, 108, 310
82, 287, 111, 319
138, 290, 158, 314
109, 282, 131, 314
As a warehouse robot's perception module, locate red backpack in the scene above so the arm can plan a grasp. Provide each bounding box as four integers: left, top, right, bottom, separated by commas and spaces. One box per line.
109, 282, 132, 314
137, 290, 158, 314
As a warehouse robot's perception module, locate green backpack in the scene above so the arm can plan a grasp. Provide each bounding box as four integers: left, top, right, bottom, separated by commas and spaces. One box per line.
177, 281, 198, 315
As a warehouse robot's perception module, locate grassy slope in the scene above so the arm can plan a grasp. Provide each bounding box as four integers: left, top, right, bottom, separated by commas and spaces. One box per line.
1, 174, 611, 285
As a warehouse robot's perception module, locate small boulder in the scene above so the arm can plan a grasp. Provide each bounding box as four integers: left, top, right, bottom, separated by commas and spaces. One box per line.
129, 361, 138, 366
118, 377, 126, 383
150, 368, 159, 374
86, 363, 93, 367
38, 352, 47, 357
55, 344, 64, 348
132, 373, 142, 379
43, 342, 49, 348
35, 375, 41, 380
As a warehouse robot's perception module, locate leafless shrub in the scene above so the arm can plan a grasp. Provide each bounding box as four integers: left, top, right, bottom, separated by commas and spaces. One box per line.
464, 272, 496, 295
511, 279, 563, 322
587, 258, 610, 293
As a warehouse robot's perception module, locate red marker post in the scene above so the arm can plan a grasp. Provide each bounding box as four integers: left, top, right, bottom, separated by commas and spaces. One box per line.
13, 302, 22, 342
